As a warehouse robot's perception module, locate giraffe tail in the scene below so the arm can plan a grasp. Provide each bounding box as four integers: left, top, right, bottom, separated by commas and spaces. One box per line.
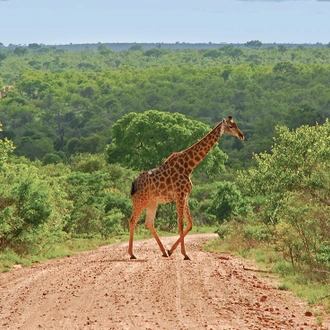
130, 179, 137, 196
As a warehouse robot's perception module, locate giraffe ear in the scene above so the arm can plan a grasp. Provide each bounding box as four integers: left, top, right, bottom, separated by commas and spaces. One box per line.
222, 118, 226, 123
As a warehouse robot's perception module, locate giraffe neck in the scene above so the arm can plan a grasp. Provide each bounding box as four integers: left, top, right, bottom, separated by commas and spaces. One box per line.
180, 121, 224, 173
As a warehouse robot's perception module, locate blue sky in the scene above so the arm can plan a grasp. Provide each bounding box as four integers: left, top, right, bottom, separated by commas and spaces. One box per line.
0, 0, 329, 46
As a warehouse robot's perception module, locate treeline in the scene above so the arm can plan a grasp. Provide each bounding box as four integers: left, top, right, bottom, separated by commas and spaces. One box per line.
1, 43, 330, 84
1, 48, 330, 168
2, 41, 329, 52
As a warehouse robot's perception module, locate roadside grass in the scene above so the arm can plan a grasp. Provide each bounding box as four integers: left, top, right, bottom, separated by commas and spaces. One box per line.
0, 249, 33, 270
0, 224, 217, 272
204, 236, 330, 315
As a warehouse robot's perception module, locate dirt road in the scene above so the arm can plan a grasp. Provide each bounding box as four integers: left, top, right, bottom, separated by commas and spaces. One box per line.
1, 233, 329, 329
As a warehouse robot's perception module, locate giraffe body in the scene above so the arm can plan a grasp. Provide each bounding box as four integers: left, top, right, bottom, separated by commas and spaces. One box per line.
128, 116, 244, 260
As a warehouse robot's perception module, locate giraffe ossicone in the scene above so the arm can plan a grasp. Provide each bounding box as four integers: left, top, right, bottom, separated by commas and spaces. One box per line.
128, 116, 244, 260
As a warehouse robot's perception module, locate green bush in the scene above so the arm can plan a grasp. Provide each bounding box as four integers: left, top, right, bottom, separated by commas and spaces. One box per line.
0, 163, 69, 254
207, 181, 252, 223
237, 121, 330, 281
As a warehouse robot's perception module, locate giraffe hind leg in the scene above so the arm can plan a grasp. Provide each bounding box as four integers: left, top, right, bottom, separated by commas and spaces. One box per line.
128, 204, 144, 259
145, 202, 168, 257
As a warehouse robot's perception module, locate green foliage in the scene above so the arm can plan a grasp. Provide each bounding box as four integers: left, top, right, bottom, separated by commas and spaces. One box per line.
65, 171, 110, 235
1, 47, 330, 168
237, 121, 330, 280
61, 154, 134, 238
207, 181, 251, 223
101, 208, 125, 237
240, 121, 330, 222
71, 153, 106, 173
0, 151, 135, 265
0, 123, 15, 169
245, 40, 263, 48
42, 153, 62, 165
316, 242, 330, 266
0, 162, 69, 254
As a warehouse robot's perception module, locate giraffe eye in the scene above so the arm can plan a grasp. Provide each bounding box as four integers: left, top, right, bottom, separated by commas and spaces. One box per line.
229, 126, 233, 129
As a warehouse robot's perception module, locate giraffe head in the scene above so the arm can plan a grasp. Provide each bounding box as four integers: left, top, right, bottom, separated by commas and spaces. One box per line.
222, 116, 244, 140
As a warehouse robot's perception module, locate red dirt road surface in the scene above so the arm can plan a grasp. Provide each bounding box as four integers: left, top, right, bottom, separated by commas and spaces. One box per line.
1, 233, 329, 329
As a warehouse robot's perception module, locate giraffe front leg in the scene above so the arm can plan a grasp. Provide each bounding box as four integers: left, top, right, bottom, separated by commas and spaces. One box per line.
168, 200, 193, 259
180, 220, 190, 261
168, 199, 190, 260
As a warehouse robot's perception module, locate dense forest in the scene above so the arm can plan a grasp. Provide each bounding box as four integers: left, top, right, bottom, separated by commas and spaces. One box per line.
1, 43, 330, 166
0, 43, 330, 289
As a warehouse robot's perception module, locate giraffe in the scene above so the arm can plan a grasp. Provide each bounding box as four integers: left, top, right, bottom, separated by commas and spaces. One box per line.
128, 116, 244, 260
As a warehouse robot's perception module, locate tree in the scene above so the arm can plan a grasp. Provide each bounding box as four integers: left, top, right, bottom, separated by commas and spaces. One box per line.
28, 43, 41, 50
129, 44, 143, 51
207, 181, 250, 223
238, 121, 330, 274
16, 76, 52, 99
63, 169, 128, 236
0, 51, 7, 62
42, 153, 62, 165
106, 110, 228, 176
245, 40, 262, 48
98, 44, 112, 56
144, 48, 166, 57
273, 62, 297, 76
17, 137, 54, 160
240, 121, 330, 209
13, 46, 28, 57
0, 162, 69, 253
277, 45, 287, 53
0, 123, 15, 170
222, 45, 243, 60
80, 86, 95, 99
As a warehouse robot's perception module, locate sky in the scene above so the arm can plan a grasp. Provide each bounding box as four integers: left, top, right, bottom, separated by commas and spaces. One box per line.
0, 0, 329, 46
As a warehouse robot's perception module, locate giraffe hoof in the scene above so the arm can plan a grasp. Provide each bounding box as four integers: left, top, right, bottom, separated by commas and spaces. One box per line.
184, 255, 191, 261
167, 250, 172, 257
162, 252, 169, 258
130, 255, 137, 260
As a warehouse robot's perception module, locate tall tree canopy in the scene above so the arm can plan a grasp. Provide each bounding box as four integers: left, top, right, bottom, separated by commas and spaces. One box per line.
106, 110, 228, 176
